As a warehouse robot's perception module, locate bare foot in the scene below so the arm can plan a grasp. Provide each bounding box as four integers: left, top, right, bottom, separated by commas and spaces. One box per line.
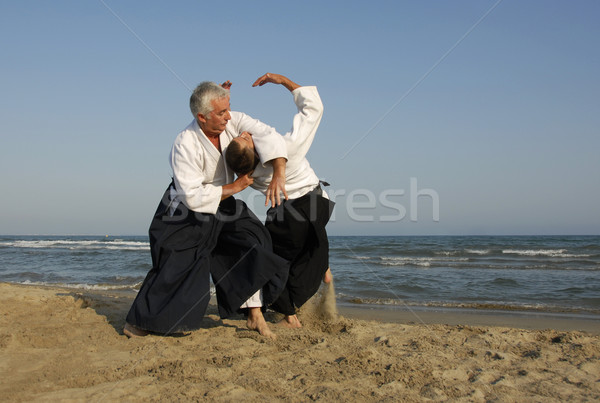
123, 323, 149, 338
247, 308, 276, 339
323, 267, 333, 284
279, 314, 302, 329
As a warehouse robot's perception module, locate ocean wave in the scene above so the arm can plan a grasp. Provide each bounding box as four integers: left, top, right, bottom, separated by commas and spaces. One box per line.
502, 249, 590, 258
14, 280, 218, 296
380, 260, 431, 268
465, 249, 491, 255
415, 249, 492, 257
84, 245, 149, 251
345, 297, 410, 306
0, 239, 150, 251
340, 297, 599, 314
16, 279, 141, 291
434, 250, 459, 256
377, 256, 469, 267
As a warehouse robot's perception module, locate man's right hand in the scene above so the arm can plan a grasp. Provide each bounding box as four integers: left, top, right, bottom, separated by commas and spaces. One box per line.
235, 173, 254, 191
252, 73, 300, 92
221, 173, 253, 200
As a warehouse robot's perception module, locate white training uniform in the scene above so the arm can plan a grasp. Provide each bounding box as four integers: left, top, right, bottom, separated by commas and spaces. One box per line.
169, 111, 288, 214
250, 86, 326, 199
168, 110, 287, 310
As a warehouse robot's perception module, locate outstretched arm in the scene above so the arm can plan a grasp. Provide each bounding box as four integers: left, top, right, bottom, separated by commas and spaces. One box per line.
251, 72, 301, 207
252, 73, 300, 92
253, 71, 323, 167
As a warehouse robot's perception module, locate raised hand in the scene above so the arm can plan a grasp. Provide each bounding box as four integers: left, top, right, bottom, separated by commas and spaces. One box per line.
252, 73, 284, 87
252, 73, 300, 92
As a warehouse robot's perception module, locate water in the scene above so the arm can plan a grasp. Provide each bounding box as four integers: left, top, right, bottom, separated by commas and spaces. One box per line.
331, 235, 600, 314
1, 235, 599, 315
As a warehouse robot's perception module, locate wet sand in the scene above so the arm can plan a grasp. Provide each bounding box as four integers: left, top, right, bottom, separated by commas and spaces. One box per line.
338, 304, 600, 334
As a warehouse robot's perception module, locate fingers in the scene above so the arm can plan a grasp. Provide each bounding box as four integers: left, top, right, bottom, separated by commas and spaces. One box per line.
265, 189, 285, 207
275, 189, 281, 207
221, 80, 232, 89
252, 73, 269, 87
252, 72, 279, 87
265, 190, 274, 207
251, 72, 290, 88
265, 189, 278, 207
264, 176, 286, 207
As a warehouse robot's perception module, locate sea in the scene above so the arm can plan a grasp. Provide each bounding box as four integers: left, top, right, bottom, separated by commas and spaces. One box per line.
1, 235, 599, 317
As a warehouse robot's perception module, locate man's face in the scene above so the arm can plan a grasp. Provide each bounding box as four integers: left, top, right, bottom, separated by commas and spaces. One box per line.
199, 96, 231, 136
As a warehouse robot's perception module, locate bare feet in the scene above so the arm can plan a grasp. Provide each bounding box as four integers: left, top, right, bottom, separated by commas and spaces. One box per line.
123, 323, 149, 338
279, 314, 302, 329
323, 267, 333, 284
247, 307, 276, 339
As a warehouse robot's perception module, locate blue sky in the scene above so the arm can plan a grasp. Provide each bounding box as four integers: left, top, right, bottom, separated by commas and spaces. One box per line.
1, 1, 598, 236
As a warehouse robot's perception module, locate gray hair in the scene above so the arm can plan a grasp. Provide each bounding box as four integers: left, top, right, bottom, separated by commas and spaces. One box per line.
189, 82, 229, 119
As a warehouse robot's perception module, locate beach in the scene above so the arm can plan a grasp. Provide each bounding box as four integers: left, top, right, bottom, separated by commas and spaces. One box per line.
1, 282, 599, 402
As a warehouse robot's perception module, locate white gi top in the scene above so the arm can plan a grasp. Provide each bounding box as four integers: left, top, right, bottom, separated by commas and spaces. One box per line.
251, 86, 325, 199
170, 111, 288, 214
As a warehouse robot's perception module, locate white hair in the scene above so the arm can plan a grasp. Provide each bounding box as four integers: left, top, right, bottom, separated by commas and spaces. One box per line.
189, 82, 229, 118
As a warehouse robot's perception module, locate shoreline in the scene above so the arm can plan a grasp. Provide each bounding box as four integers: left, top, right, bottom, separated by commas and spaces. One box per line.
337, 303, 600, 335
8, 282, 600, 335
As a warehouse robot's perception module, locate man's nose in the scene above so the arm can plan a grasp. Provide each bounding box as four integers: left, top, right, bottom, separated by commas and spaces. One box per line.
225, 110, 231, 121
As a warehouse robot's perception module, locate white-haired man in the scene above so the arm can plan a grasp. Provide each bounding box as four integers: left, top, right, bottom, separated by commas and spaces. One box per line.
125, 80, 290, 339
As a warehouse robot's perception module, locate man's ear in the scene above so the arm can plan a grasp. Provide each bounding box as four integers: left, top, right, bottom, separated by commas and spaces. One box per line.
196, 113, 207, 124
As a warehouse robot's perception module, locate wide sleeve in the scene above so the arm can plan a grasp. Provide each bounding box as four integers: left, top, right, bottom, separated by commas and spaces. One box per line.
229, 112, 288, 166
170, 135, 222, 214
285, 86, 324, 161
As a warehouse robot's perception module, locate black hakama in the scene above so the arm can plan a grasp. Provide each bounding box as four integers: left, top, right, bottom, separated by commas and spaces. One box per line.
126, 183, 289, 334
265, 186, 335, 315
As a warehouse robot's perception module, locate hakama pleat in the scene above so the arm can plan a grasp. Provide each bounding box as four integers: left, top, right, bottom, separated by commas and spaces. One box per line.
126, 184, 288, 334
265, 187, 335, 315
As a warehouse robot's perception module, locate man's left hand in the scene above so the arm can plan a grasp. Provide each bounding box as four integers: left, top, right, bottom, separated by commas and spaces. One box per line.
266, 170, 288, 207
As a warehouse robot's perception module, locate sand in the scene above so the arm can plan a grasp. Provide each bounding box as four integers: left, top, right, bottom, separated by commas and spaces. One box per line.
1, 282, 599, 402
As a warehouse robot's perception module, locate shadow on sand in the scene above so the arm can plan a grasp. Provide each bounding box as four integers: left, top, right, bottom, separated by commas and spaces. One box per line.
59, 290, 236, 337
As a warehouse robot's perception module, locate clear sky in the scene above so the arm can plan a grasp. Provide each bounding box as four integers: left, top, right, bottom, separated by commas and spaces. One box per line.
1, 1, 599, 236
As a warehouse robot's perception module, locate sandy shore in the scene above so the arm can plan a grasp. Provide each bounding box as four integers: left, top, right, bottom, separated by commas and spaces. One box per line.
1, 282, 599, 402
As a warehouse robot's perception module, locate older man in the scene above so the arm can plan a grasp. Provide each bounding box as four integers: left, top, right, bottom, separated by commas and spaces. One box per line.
125, 81, 289, 339
226, 73, 334, 328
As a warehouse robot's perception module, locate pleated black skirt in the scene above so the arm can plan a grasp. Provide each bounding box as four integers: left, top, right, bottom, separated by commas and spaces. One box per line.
126, 183, 289, 334
265, 186, 335, 315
